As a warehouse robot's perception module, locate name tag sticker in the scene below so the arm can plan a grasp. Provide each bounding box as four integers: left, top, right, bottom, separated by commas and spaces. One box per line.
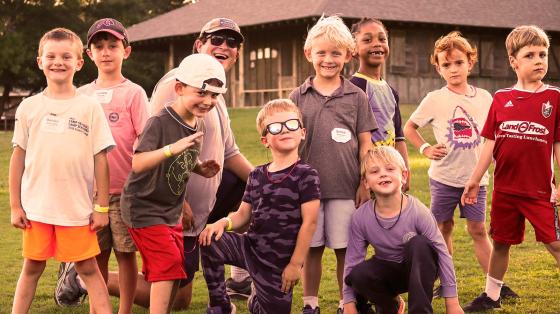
41, 115, 65, 133
95, 89, 113, 104
331, 127, 351, 143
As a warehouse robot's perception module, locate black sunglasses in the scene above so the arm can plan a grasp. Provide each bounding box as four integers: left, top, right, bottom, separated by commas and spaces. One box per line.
206, 34, 240, 49
262, 119, 302, 136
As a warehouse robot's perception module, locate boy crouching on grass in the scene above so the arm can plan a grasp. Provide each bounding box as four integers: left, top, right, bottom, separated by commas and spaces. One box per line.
120, 53, 223, 313
199, 99, 321, 314
343, 146, 463, 314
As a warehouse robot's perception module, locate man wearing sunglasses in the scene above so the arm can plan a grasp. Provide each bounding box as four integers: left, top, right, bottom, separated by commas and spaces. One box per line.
100, 18, 254, 310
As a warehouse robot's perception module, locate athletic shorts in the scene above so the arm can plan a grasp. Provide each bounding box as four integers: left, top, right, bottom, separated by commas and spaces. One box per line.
490, 191, 560, 244
429, 178, 487, 222
96, 194, 136, 253
128, 224, 186, 282
311, 199, 355, 249
22, 220, 99, 262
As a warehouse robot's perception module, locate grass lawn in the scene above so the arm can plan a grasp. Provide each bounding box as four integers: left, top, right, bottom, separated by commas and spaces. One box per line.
1, 104, 559, 313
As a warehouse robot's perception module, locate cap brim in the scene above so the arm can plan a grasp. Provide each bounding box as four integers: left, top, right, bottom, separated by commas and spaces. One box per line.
203, 85, 228, 94
88, 29, 126, 46
204, 28, 244, 43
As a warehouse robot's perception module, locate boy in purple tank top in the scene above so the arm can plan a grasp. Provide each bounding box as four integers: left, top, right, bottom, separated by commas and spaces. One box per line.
343, 146, 463, 314
199, 99, 321, 314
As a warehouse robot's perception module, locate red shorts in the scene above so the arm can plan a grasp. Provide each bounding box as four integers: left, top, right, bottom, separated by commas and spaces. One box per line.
490, 191, 560, 244
128, 224, 186, 282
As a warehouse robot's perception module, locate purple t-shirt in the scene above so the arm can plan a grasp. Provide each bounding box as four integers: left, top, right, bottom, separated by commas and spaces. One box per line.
343, 195, 457, 303
242, 160, 321, 271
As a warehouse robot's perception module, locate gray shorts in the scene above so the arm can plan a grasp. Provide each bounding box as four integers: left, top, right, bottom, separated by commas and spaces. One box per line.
429, 178, 487, 223
97, 194, 137, 253
310, 199, 355, 249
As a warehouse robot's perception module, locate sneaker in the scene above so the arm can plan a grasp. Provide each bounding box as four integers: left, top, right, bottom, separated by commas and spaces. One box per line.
433, 284, 442, 298
500, 284, 520, 300
207, 302, 237, 314
302, 305, 320, 314
54, 262, 88, 307
337, 308, 344, 314
464, 292, 501, 312
375, 295, 405, 314
225, 277, 252, 299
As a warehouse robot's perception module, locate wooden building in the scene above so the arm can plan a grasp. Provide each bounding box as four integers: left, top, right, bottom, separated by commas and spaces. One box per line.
128, 0, 560, 106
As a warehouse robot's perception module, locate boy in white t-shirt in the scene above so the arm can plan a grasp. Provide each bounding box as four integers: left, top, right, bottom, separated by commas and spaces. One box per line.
10, 28, 115, 313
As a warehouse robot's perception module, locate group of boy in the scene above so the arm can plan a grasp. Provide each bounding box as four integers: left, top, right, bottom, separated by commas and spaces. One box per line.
8, 11, 560, 314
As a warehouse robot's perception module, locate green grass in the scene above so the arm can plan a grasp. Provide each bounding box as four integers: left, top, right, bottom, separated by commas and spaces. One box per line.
1, 105, 560, 313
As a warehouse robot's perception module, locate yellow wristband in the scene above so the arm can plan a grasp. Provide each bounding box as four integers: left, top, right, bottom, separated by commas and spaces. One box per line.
163, 145, 173, 158
94, 204, 109, 213
224, 217, 233, 231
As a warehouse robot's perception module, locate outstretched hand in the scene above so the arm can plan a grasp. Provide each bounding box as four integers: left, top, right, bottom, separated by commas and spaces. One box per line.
196, 160, 221, 178
171, 132, 204, 155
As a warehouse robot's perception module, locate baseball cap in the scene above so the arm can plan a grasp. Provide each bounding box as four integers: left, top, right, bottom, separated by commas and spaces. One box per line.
87, 18, 128, 47
176, 54, 227, 94
200, 18, 244, 43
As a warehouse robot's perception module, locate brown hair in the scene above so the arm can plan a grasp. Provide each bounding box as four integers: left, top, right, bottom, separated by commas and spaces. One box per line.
430, 31, 477, 66
505, 25, 550, 57
256, 99, 302, 136
38, 28, 83, 58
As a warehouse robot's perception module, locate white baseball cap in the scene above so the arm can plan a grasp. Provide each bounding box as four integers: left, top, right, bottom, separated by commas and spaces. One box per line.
175, 54, 227, 94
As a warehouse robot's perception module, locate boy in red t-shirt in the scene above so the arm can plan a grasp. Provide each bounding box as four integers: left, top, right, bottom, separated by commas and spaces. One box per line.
461, 25, 560, 312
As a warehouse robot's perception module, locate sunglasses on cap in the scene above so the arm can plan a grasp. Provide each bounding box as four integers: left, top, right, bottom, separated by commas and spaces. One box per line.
206, 34, 240, 49
262, 119, 302, 136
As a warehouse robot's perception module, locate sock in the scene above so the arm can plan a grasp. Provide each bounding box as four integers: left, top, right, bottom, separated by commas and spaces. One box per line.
230, 266, 250, 282
485, 275, 503, 301
303, 296, 319, 309
338, 300, 344, 309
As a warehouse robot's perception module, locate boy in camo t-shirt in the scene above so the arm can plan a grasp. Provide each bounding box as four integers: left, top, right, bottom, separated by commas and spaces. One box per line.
199, 99, 321, 314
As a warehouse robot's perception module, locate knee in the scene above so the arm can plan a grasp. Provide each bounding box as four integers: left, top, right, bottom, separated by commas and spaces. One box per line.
467, 222, 488, 240
406, 235, 436, 260
75, 258, 100, 278
346, 263, 372, 290
23, 259, 46, 278
440, 220, 454, 235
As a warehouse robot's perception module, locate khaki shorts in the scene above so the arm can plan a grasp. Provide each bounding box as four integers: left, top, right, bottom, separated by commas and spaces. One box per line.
310, 199, 355, 249
97, 194, 137, 253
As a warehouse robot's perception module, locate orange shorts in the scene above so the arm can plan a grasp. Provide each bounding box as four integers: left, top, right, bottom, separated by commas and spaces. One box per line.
22, 220, 100, 262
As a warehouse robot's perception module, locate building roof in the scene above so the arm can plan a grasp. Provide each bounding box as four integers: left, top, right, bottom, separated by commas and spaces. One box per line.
128, 0, 560, 43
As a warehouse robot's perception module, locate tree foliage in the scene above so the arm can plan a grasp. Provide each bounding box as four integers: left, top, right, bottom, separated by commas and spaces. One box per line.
0, 0, 186, 117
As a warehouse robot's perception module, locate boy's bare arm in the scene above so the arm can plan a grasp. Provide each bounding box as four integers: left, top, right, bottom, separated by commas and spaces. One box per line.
461, 139, 495, 205
404, 120, 447, 160
132, 132, 203, 173
395, 140, 410, 191
199, 201, 253, 246
9, 146, 30, 229
91, 150, 110, 231
355, 132, 373, 206
553, 142, 560, 205
281, 199, 320, 293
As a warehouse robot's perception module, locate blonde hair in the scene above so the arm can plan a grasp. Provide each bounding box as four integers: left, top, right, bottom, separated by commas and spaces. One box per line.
304, 15, 355, 52
506, 25, 550, 57
361, 146, 406, 178
430, 31, 478, 66
256, 99, 302, 135
38, 27, 83, 58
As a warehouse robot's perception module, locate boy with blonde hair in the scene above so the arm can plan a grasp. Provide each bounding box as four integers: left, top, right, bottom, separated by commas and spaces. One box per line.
54, 18, 149, 313
462, 25, 560, 312
200, 99, 320, 314
289, 15, 377, 313
343, 146, 463, 314
10, 27, 115, 313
